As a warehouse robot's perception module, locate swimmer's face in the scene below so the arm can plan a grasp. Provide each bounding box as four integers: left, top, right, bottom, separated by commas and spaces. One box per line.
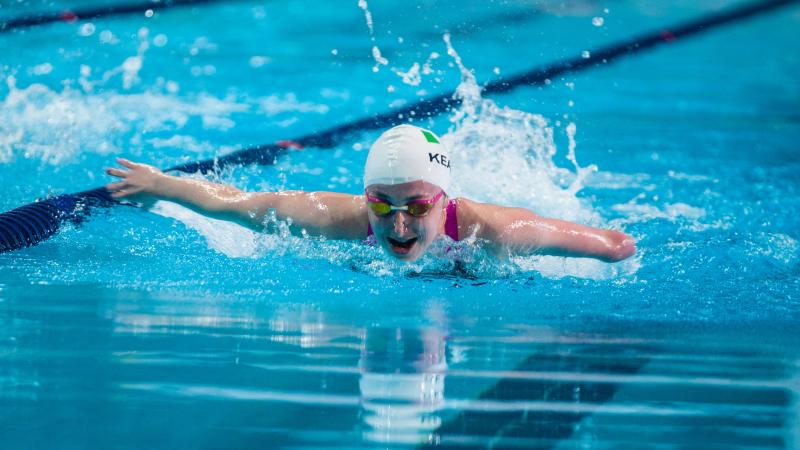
365, 180, 447, 262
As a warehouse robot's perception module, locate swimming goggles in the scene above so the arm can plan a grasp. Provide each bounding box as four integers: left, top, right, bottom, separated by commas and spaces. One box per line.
365, 190, 444, 217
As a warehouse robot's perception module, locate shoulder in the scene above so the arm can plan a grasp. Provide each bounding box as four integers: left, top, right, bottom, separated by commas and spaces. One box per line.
451, 197, 493, 240
453, 197, 538, 240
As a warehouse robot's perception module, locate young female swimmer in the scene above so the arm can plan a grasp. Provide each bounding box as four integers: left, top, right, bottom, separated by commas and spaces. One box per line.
105, 125, 636, 262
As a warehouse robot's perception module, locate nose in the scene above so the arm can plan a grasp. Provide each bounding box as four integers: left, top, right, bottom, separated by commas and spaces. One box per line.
392, 211, 410, 234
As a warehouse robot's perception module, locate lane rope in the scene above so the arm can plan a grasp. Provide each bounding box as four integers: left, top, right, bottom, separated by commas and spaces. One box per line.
1, 0, 797, 253
0, 0, 237, 33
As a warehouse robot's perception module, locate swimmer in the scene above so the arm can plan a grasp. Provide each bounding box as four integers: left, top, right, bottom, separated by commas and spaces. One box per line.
105, 125, 635, 262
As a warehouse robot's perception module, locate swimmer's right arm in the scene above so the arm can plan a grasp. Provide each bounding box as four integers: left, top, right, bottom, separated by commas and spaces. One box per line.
105, 158, 367, 239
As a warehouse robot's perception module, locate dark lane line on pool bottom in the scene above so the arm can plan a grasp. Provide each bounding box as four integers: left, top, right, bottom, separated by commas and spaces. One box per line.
424, 339, 795, 449
1, 0, 798, 254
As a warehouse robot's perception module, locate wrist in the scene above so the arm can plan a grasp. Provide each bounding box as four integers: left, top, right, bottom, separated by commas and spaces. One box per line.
149, 171, 172, 197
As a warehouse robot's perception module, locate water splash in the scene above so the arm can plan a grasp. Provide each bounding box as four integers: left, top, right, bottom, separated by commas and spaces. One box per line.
357, 0, 388, 73
357, 0, 374, 35
151, 31, 639, 280
0, 76, 248, 165
100, 27, 151, 90
441, 34, 597, 224
356, 1, 439, 86
0, 76, 329, 165
437, 33, 638, 279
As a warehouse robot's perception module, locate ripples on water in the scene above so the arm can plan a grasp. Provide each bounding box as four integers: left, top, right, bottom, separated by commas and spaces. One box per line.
2, 288, 798, 448
1, 0, 799, 448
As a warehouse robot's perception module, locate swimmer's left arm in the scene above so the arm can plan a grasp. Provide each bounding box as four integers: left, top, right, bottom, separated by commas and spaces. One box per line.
459, 199, 636, 262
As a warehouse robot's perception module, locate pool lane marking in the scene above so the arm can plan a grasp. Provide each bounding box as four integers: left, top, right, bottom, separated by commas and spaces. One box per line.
120, 382, 781, 417
484, 0, 800, 95
1, 0, 798, 253
0, 0, 237, 32
165, 0, 800, 173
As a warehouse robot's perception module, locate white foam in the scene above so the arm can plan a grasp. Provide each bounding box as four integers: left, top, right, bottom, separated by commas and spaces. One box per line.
149, 200, 259, 258
258, 93, 330, 116
0, 71, 330, 165
745, 232, 799, 266
0, 77, 250, 164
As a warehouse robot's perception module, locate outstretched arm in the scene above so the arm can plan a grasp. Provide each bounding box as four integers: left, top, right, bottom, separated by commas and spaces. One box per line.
105, 158, 367, 239
458, 199, 635, 262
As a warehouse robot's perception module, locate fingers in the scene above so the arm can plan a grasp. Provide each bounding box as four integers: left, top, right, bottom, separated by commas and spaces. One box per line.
117, 157, 140, 169
105, 167, 128, 178
110, 187, 143, 198
106, 181, 126, 190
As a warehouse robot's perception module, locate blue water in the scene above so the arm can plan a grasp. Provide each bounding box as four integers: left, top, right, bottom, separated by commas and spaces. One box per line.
1, 0, 799, 448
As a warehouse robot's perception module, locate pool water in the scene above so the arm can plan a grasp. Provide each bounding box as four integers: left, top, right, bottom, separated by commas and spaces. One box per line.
1, 0, 799, 448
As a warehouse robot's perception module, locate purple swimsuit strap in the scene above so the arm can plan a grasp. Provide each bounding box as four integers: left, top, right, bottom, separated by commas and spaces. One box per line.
366, 199, 459, 241
444, 199, 459, 241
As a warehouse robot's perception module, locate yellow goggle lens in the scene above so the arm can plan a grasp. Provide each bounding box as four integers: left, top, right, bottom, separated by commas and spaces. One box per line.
369, 201, 392, 216
407, 203, 434, 217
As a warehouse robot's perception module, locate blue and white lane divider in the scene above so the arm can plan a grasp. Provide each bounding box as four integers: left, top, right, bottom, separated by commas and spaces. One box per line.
1, 0, 797, 253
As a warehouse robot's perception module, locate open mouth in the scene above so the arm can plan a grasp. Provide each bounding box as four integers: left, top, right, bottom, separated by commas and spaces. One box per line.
387, 237, 418, 255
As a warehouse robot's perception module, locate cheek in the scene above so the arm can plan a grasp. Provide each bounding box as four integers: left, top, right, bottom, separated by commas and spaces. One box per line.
417, 216, 441, 242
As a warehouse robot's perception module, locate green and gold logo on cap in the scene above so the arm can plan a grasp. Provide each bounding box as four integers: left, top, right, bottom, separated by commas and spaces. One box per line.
421, 130, 439, 144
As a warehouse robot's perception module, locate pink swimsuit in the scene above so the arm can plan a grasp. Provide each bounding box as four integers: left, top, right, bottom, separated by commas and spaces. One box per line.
366, 199, 459, 241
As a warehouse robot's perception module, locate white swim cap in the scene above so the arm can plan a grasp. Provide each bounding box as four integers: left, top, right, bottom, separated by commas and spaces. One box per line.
363, 124, 451, 192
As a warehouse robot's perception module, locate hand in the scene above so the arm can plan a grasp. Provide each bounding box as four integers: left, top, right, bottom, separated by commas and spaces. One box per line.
604, 230, 637, 262
105, 157, 164, 199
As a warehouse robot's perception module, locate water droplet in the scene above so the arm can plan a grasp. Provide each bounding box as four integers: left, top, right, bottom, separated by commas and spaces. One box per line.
78, 22, 95, 36
493, 67, 500, 75
166, 81, 179, 94
331, 48, 338, 56
581, 50, 591, 59
144, 9, 153, 18
99, 30, 116, 44
249, 55, 270, 68
153, 34, 168, 47
30, 63, 53, 75
592, 17, 604, 27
